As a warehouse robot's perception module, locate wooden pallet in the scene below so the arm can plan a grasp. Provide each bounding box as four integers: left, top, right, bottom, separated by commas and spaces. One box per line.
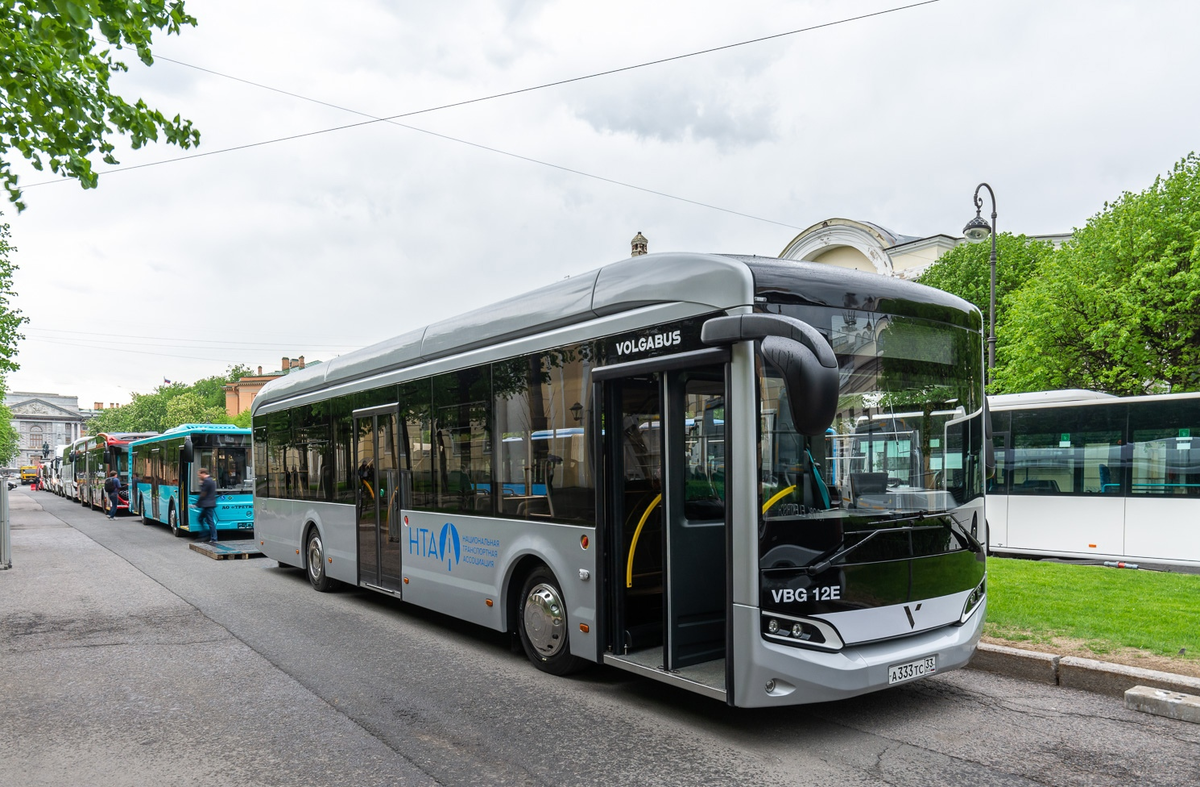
188, 539, 264, 560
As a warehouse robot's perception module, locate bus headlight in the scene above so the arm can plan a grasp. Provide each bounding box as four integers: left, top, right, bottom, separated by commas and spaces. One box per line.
760, 611, 844, 651
960, 575, 986, 624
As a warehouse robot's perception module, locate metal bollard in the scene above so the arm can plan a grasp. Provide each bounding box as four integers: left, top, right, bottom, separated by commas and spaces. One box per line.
0, 480, 10, 570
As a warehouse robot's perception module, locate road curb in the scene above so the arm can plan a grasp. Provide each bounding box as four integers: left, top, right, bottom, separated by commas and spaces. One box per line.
968, 642, 1200, 698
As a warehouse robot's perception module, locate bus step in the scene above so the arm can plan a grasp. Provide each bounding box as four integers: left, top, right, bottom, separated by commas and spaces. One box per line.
189, 539, 264, 560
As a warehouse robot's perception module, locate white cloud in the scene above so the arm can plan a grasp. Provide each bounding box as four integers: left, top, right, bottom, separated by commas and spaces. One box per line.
6, 0, 1200, 406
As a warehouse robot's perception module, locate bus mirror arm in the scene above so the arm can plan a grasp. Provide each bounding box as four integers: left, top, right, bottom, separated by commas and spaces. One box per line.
702, 314, 839, 436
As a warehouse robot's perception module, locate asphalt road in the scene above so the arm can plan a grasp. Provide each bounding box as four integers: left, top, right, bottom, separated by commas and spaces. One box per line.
3, 489, 1198, 787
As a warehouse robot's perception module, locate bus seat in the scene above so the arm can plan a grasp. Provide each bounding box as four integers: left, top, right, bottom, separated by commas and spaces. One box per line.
850, 472, 889, 505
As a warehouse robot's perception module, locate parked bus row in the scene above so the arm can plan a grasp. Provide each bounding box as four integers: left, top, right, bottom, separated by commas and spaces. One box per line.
41, 425, 254, 539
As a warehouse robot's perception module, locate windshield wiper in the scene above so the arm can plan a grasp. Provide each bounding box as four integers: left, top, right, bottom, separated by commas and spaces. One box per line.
802, 513, 929, 576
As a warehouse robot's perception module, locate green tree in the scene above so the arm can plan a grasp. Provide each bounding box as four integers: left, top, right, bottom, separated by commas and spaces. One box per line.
916, 232, 1054, 390
0, 218, 27, 377
1, 1, 200, 210
164, 391, 224, 426
0, 402, 18, 464
994, 153, 1200, 395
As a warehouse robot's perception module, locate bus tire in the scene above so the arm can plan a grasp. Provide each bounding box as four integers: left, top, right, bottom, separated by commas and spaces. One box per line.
140, 496, 152, 525
168, 503, 185, 538
517, 566, 586, 676
305, 527, 335, 592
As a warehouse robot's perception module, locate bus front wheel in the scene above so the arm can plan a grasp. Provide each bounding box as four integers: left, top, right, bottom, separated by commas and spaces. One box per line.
306, 528, 334, 592
168, 503, 185, 538
518, 566, 586, 676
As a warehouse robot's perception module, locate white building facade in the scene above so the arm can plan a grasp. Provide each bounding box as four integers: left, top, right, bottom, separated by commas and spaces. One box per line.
5, 392, 89, 468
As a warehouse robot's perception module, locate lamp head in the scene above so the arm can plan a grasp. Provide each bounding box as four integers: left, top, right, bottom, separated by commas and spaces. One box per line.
963, 214, 992, 243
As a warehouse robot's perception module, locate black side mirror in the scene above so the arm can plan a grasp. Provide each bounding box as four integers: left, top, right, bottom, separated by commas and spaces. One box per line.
702, 313, 840, 436
181, 437, 194, 464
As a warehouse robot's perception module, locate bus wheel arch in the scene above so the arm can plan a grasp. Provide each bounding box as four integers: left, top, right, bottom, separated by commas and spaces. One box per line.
514, 562, 586, 675
304, 522, 335, 592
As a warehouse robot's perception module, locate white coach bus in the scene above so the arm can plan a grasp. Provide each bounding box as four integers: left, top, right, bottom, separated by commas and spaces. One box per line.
988, 389, 1200, 568
252, 252, 988, 707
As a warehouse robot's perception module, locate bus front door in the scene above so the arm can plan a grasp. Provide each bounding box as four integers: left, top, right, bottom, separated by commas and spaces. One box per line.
150, 448, 161, 520
354, 407, 402, 593
602, 362, 728, 676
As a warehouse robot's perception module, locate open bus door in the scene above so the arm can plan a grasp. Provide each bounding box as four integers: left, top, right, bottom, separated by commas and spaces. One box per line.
597, 352, 730, 698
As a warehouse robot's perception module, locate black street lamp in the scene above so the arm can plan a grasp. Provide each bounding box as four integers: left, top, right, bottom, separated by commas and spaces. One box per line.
964, 183, 998, 379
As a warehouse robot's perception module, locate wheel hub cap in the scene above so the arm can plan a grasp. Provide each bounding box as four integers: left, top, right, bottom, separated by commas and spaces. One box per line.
524, 583, 565, 657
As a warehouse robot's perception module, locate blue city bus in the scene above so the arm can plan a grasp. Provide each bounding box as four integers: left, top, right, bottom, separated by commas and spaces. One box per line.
128, 424, 254, 538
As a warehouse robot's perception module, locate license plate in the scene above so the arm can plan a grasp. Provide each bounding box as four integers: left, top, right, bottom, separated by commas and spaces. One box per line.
238, 522, 254, 529
888, 655, 937, 684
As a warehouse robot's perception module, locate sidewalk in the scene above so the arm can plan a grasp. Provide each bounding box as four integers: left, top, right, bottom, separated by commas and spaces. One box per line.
0, 491, 434, 787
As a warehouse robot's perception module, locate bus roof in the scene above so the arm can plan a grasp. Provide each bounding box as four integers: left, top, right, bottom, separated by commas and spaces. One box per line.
252, 252, 978, 416
129, 424, 250, 447
988, 389, 1118, 408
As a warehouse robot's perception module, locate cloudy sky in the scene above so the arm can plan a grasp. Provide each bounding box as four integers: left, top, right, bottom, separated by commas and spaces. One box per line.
6, 0, 1199, 408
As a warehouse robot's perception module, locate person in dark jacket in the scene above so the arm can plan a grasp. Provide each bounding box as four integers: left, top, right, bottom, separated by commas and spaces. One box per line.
104, 471, 121, 519
197, 467, 218, 543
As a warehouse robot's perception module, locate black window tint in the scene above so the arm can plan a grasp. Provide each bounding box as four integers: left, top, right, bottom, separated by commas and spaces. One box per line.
1129, 398, 1200, 497
1009, 405, 1126, 496
253, 425, 269, 498
493, 346, 596, 525
428, 368, 492, 516
398, 380, 434, 509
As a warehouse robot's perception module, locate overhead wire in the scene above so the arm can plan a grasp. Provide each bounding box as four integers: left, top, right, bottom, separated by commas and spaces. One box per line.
28, 326, 358, 350
20, 1, 939, 231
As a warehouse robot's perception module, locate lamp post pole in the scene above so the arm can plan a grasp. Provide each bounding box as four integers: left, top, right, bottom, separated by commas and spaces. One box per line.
963, 183, 998, 380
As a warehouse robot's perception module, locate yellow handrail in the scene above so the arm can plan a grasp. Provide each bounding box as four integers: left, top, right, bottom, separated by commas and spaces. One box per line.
761, 485, 797, 514
625, 493, 662, 588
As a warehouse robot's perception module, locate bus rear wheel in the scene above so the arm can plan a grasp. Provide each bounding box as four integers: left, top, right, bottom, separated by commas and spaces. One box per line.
140, 496, 151, 525
518, 567, 586, 676
306, 528, 334, 592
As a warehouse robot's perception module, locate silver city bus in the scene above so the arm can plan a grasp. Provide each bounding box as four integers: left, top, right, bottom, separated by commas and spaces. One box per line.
252, 252, 987, 707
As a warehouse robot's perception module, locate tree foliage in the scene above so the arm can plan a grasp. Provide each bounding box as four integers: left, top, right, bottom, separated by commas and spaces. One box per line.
0, 218, 27, 378
0, 402, 19, 464
0, 0, 200, 210
916, 232, 1054, 392
917, 233, 1054, 330
994, 153, 1200, 395
0, 215, 28, 463
88, 366, 249, 433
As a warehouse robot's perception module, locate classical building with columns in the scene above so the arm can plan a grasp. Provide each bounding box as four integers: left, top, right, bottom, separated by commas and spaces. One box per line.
4, 392, 89, 467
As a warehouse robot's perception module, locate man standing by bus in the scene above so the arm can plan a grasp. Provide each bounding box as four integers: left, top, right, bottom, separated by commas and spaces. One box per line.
197, 467, 218, 543
104, 471, 121, 519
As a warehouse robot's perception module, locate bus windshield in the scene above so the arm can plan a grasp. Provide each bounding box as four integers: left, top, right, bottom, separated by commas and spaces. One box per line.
759, 306, 985, 567
196, 446, 252, 492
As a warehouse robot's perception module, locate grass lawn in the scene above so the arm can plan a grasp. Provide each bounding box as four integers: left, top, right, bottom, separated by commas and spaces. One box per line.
984, 557, 1200, 668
